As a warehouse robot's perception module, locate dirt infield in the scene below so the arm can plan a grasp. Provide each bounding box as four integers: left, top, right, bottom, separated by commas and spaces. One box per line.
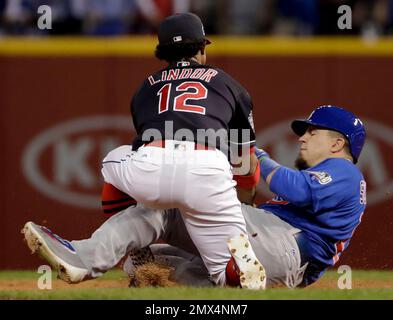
1, 277, 393, 291
0, 278, 129, 291
307, 278, 393, 289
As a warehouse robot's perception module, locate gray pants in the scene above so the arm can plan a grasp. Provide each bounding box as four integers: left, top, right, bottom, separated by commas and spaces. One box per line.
243, 205, 308, 288
72, 204, 307, 288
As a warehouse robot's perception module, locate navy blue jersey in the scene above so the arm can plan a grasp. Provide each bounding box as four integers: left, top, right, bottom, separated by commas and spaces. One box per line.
130, 60, 255, 155
259, 158, 366, 285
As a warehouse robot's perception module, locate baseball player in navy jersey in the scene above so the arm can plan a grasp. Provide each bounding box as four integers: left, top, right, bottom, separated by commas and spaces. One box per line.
23, 13, 265, 290
23, 105, 367, 288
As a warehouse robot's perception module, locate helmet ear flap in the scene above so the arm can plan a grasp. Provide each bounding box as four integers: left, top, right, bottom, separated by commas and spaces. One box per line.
349, 130, 367, 163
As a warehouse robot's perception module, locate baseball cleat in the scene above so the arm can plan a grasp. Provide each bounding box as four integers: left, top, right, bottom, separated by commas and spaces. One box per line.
227, 233, 266, 290
22, 221, 90, 284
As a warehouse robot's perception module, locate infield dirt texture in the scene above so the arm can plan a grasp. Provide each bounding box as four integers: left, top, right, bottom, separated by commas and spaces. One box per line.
0, 270, 392, 300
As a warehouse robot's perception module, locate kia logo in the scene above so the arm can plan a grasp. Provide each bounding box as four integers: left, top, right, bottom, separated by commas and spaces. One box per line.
22, 116, 392, 208
22, 115, 134, 209
256, 118, 393, 206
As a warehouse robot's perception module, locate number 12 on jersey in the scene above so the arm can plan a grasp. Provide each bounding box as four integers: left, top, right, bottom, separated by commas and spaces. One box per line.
157, 81, 208, 115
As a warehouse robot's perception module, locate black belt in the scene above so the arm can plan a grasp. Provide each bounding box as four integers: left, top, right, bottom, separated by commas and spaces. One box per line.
293, 232, 312, 267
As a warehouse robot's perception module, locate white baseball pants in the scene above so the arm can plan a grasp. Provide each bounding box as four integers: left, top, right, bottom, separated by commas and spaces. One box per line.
100, 141, 248, 285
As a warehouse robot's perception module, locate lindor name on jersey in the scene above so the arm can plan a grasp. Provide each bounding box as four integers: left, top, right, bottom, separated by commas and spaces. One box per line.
148, 68, 218, 85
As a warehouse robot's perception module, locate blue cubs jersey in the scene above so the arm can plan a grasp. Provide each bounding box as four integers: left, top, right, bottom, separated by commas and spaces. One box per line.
259, 158, 366, 286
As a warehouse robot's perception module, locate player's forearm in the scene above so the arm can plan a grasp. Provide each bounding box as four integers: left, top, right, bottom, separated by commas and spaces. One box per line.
233, 152, 260, 205
255, 148, 281, 187
255, 148, 312, 205
265, 167, 280, 186
236, 186, 256, 205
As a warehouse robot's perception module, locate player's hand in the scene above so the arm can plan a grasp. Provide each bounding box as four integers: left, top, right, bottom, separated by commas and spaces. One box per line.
255, 147, 269, 160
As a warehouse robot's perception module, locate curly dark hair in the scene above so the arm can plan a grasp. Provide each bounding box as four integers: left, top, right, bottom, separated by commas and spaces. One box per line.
155, 40, 206, 63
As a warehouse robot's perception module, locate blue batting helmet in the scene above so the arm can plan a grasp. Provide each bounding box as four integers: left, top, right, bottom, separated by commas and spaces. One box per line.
291, 105, 366, 163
